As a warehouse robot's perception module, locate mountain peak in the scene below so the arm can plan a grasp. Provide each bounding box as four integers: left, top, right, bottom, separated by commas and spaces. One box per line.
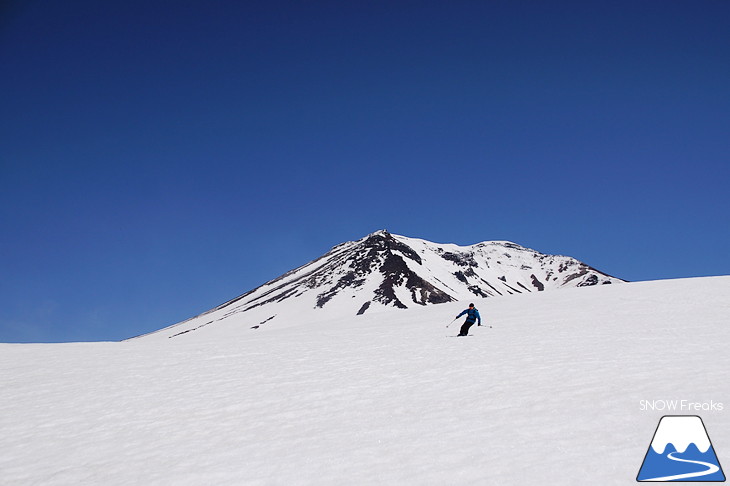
134, 232, 624, 339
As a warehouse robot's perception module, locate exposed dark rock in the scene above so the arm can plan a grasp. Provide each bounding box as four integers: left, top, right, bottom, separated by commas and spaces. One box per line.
374, 252, 453, 308
577, 274, 599, 287
530, 274, 545, 291
316, 272, 366, 308
441, 251, 477, 267
169, 321, 214, 338
464, 267, 478, 278
454, 271, 469, 283
501, 242, 523, 250
563, 267, 589, 284
482, 279, 503, 296
468, 285, 490, 297
357, 301, 371, 315
502, 282, 523, 294
362, 231, 422, 265
517, 282, 531, 292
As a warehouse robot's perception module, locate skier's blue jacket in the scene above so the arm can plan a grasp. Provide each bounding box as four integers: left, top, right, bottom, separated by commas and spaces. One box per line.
456, 307, 481, 325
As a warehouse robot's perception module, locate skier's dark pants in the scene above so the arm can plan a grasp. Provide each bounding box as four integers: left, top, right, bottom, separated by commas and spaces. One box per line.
459, 319, 476, 336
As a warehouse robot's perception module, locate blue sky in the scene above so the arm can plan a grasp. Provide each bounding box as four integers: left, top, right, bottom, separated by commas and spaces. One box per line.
2, 0, 729, 342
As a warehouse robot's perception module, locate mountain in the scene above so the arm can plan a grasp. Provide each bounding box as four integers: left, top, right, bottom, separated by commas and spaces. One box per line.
135, 230, 623, 339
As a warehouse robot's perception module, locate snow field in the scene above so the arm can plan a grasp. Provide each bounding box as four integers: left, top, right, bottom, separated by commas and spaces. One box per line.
1, 276, 729, 485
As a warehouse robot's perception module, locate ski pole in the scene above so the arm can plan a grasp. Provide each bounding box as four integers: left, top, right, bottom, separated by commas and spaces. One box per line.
446, 317, 457, 328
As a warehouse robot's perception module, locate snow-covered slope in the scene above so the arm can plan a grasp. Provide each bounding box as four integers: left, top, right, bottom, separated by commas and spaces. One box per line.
137, 230, 622, 340
2, 276, 728, 485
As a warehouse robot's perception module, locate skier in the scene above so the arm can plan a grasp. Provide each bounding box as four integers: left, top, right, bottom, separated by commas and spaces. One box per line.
455, 303, 481, 336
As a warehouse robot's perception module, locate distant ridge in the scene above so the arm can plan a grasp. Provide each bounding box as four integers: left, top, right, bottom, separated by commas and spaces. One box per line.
132, 230, 623, 339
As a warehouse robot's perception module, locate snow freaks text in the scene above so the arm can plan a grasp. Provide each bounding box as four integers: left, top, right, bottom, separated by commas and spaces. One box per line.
640, 400, 724, 412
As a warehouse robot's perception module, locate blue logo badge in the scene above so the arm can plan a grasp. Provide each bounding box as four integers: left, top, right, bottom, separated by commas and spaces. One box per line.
637, 415, 725, 482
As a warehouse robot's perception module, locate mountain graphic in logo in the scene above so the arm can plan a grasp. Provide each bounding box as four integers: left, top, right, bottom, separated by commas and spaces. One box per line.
637, 415, 725, 482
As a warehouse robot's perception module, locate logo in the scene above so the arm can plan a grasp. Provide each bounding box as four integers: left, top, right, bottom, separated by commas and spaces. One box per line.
637, 415, 725, 482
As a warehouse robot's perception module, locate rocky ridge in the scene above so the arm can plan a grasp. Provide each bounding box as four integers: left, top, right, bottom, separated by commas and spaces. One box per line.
135, 230, 623, 339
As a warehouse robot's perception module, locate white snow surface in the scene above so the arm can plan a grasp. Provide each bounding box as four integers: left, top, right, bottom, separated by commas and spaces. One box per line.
2, 276, 729, 485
